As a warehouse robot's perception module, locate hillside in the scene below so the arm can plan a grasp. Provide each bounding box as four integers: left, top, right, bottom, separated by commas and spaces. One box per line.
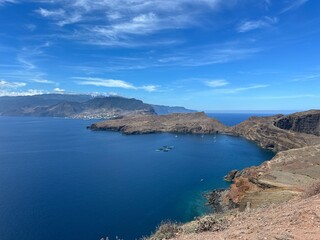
0, 94, 197, 119
150, 193, 320, 240
89, 112, 226, 134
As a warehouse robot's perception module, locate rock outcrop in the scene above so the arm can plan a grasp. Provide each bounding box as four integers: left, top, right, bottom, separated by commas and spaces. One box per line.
89, 112, 226, 134
224, 143, 320, 210
274, 110, 320, 136
227, 114, 320, 152
224, 111, 320, 210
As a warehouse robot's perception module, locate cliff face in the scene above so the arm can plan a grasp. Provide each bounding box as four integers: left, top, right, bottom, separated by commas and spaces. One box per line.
274, 110, 320, 136
89, 112, 226, 134
223, 110, 320, 210
227, 114, 320, 152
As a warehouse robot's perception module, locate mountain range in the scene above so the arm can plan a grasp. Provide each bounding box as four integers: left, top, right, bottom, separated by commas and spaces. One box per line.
0, 94, 195, 119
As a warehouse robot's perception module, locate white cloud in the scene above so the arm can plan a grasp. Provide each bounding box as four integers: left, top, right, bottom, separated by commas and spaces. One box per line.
32, 78, 56, 84
0, 79, 26, 88
33, 0, 230, 46
205, 79, 229, 88
74, 77, 158, 92
75, 77, 136, 89
107, 92, 119, 96
0, 89, 47, 97
35, 8, 65, 17
281, 0, 309, 13
237, 16, 278, 33
139, 85, 158, 92
53, 87, 65, 93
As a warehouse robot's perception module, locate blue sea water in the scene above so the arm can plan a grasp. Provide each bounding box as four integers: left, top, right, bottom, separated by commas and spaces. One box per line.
0, 116, 274, 240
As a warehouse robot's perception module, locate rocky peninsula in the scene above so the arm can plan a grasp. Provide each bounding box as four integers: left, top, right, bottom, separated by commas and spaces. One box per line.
90, 110, 320, 239
89, 112, 226, 134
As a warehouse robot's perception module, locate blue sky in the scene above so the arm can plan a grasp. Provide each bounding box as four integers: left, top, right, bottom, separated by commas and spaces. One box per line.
0, 0, 319, 111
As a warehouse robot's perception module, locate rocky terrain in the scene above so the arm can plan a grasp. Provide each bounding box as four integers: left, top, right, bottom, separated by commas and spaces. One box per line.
116, 110, 320, 239
274, 110, 320, 136
89, 112, 226, 134
227, 112, 320, 152
149, 193, 320, 240
218, 111, 320, 210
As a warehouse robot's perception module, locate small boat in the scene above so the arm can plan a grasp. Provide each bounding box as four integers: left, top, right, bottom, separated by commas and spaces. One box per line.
200, 179, 204, 182
156, 145, 174, 152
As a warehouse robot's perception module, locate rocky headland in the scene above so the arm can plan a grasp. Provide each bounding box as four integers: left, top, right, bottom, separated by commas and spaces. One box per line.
221, 110, 320, 211
89, 112, 226, 134
89, 109, 320, 239
226, 111, 320, 152
92, 109, 320, 239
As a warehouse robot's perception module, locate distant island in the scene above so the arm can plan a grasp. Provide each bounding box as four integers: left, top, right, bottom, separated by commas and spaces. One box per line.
0, 94, 195, 119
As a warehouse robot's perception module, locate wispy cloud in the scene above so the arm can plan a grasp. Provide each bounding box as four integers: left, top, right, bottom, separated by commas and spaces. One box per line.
0, 79, 26, 88
158, 47, 262, 67
74, 77, 158, 92
0, 89, 48, 97
75, 77, 136, 89
237, 16, 278, 33
35, 8, 65, 18
253, 94, 319, 99
33, 0, 231, 46
31, 78, 56, 84
281, 0, 309, 13
1, 43, 54, 84
0, 0, 17, 6
205, 79, 229, 88
292, 73, 320, 82
212, 84, 269, 94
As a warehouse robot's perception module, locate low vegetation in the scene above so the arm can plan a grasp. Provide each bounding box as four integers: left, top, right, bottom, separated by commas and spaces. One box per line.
147, 221, 181, 240
303, 180, 320, 198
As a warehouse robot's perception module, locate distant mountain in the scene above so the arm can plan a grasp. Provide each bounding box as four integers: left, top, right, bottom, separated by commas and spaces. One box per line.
151, 104, 196, 115
0, 94, 196, 119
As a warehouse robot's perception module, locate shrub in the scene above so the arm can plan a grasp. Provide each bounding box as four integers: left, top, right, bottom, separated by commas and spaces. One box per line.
149, 221, 180, 240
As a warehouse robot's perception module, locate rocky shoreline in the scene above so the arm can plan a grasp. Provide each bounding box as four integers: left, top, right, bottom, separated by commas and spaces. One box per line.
89, 110, 320, 211
89, 109, 320, 239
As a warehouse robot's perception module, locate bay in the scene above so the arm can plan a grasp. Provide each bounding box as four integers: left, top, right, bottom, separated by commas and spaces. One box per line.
0, 116, 274, 240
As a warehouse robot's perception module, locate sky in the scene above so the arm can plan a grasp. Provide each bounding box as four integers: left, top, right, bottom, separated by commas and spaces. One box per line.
0, 0, 319, 111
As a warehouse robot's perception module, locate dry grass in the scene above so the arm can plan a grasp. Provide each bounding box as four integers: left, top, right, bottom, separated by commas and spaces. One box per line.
147, 221, 181, 240
303, 180, 320, 198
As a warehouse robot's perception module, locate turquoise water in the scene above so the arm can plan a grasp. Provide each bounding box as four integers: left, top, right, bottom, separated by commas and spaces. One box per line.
0, 117, 274, 240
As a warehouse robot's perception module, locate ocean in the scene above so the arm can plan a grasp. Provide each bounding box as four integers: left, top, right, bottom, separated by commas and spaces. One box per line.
0, 115, 275, 240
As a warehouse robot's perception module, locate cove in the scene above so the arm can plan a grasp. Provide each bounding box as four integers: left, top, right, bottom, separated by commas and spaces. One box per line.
0, 117, 274, 240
